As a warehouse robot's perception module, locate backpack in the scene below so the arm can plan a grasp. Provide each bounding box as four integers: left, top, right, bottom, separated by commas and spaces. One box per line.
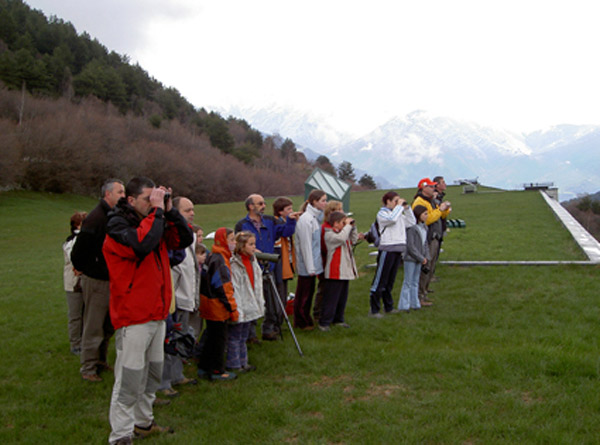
364, 219, 386, 247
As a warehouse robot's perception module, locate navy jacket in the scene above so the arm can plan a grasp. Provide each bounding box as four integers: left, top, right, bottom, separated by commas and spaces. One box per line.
234, 214, 296, 270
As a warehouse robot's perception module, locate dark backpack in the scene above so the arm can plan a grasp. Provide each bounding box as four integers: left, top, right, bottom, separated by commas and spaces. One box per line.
364, 219, 386, 247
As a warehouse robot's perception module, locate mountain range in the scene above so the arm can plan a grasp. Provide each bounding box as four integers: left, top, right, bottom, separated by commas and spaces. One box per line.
221, 106, 599, 201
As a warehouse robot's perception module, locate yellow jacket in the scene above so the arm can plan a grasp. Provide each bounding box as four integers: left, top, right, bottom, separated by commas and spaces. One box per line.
412, 196, 450, 226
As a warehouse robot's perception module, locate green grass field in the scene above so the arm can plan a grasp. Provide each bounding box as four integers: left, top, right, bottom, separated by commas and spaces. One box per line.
0, 188, 598, 444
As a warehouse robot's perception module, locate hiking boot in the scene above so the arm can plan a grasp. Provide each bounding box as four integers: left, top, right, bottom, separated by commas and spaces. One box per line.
134, 420, 174, 438
227, 363, 256, 374
158, 388, 179, 398
173, 377, 197, 386
333, 322, 351, 328
246, 337, 261, 345
82, 373, 102, 383
97, 362, 114, 373
153, 397, 171, 407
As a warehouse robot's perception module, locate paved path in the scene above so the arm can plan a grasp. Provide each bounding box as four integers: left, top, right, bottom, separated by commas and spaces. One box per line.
539, 191, 600, 263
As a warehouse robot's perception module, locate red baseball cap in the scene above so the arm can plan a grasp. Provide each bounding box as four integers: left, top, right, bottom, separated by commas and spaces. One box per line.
418, 178, 437, 189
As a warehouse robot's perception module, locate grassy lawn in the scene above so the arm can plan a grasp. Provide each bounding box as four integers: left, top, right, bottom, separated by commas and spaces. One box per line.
0, 188, 598, 444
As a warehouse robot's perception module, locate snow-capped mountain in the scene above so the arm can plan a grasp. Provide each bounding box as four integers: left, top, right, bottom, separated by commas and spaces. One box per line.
221, 104, 355, 154
223, 106, 600, 200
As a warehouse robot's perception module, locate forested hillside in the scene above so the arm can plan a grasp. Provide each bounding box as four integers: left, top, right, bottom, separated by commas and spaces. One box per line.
0, 0, 312, 202
563, 193, 600, 242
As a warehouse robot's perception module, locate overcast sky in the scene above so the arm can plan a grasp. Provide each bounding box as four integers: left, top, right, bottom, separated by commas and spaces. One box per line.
26, 0, 600, 136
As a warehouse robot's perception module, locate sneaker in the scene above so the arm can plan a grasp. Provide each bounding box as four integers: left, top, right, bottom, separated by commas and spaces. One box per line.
242, 364, 257, 372
134, 420, 174, 438
113, 436, 133, 445
386, 309, 402, 314
210, 371, 237, 381
317, 325, 330, 332
158, 387, 179, 398
173, 377, 197, 386
368, 312, 384, 319
332, 322, 351, 328
82, 373, 102, 383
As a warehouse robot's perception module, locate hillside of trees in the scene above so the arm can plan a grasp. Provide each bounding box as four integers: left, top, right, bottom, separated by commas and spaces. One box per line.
563, 192, 600, 242
0, 0, 377, 202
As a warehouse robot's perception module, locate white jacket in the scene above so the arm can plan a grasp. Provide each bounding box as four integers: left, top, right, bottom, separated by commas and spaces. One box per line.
377, 204, 416, 249
295, 204, 324, 276
171, 233, 200, 312
230, 254, 265, 323
323, 224, 358, 280
63, 236, 79, 292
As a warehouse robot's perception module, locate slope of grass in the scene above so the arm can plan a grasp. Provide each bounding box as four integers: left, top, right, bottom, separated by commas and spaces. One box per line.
0, 189, 597, 444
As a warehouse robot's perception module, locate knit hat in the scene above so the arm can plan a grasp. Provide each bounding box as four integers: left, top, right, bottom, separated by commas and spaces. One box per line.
412, 205, 428, 222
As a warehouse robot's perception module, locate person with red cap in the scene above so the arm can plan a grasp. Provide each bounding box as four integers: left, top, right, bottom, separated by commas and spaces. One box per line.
411, 177, 452, 306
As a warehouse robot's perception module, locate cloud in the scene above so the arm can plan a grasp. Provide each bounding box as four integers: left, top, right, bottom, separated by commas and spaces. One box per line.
27, 0, 201, 58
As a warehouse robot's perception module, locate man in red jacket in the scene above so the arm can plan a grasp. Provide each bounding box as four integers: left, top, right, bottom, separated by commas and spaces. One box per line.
103, 177, 193, 444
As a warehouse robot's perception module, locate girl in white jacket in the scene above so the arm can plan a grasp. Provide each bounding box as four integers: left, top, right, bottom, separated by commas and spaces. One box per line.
293, 189, 328, 329
227, 232, 264, 372
368, 191, 416, 317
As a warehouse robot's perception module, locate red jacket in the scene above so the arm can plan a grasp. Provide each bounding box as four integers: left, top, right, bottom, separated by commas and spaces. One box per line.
103, 201, 193, 330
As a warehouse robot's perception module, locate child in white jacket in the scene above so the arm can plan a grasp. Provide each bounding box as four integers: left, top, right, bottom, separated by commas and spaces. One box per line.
227, 232, 264, 372
318, 211, 358, 331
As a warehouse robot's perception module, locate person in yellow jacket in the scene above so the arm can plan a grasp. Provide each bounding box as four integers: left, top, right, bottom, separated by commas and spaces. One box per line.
411, 178, 452, 305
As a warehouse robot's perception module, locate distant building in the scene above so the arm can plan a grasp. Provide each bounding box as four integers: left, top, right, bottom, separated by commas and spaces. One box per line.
524, 182, 558, 200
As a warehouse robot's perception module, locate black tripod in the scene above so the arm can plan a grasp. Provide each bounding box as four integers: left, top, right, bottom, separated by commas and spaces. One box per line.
260, 262, 303, 357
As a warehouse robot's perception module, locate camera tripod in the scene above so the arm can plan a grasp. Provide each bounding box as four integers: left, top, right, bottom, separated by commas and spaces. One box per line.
260, 262, 303, 357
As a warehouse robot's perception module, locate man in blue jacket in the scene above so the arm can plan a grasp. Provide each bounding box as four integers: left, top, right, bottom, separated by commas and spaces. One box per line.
235, 194, 298, 340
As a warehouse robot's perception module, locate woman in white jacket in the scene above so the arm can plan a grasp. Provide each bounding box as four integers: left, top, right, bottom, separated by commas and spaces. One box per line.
293, 189, 328, 329
368, 191, 415, 317
227, 232, 264, 372
62, 211, 87, 355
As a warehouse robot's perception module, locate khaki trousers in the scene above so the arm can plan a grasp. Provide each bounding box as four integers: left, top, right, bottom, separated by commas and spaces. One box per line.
80, 276, 113, 374
108, 320, 165, 444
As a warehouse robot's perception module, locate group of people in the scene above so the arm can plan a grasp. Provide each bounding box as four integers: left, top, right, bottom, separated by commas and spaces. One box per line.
369, 176, 451, 316
61, 174, 449, 444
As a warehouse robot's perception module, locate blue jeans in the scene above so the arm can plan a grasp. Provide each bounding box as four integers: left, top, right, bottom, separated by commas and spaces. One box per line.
226, 322, 250, 369
398, 260, 422, 310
